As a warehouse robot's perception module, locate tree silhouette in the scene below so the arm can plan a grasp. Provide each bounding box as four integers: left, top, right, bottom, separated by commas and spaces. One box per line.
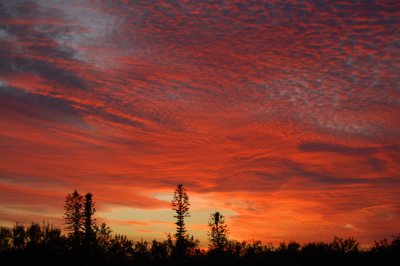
1, 187, 400, 266
12, 223, 26, 250
330, 236, 359, 253
26, 223, 43, 249
84, 193, 95, 249
0, 227, 11, 252
64, 190, 84, 248
277, 241, 301, 253
390, 233, 400, 253
171, 184, 190, 256
95, 222, 112, 251
208, 212, 229, 253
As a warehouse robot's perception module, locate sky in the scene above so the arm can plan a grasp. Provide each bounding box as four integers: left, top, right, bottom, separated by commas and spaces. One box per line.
0, 0, 399, 247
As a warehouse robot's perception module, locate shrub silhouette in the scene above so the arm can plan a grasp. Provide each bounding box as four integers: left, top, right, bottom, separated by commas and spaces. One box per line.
0, 186, 399, 266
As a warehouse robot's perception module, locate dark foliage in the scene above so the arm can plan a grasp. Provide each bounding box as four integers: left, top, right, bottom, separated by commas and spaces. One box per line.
0, 187, 399, 266
208, 212, 229, 253
172, 184, 195, 257
84, 192, 96, 250
64, 189, 84, 249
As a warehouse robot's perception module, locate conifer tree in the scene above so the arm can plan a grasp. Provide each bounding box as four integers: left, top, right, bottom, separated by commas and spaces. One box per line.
84, 193, 95, 249
208, 212, 229, 252
64, 190, 84, 247
171, 184, 190, 255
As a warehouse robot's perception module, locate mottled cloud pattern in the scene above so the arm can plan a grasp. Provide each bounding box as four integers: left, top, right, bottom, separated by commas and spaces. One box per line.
1, 0, 399, 245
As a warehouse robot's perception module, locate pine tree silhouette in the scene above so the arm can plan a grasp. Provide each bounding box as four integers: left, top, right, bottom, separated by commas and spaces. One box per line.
84, 193, 95, 250
171, 184, 190, 256
208, 212, 229, 253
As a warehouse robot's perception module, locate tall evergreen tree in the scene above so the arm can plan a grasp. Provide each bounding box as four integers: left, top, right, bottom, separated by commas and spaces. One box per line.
171, 184, 190, 255
84, 193, 95, 249
64, 190, 84, 247
208, 212, 229, 252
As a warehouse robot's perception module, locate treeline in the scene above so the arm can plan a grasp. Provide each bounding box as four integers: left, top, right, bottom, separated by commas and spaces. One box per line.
0, 184, 399, 266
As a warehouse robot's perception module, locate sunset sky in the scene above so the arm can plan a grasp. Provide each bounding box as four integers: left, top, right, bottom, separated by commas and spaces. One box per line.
0, 0, 399, 247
